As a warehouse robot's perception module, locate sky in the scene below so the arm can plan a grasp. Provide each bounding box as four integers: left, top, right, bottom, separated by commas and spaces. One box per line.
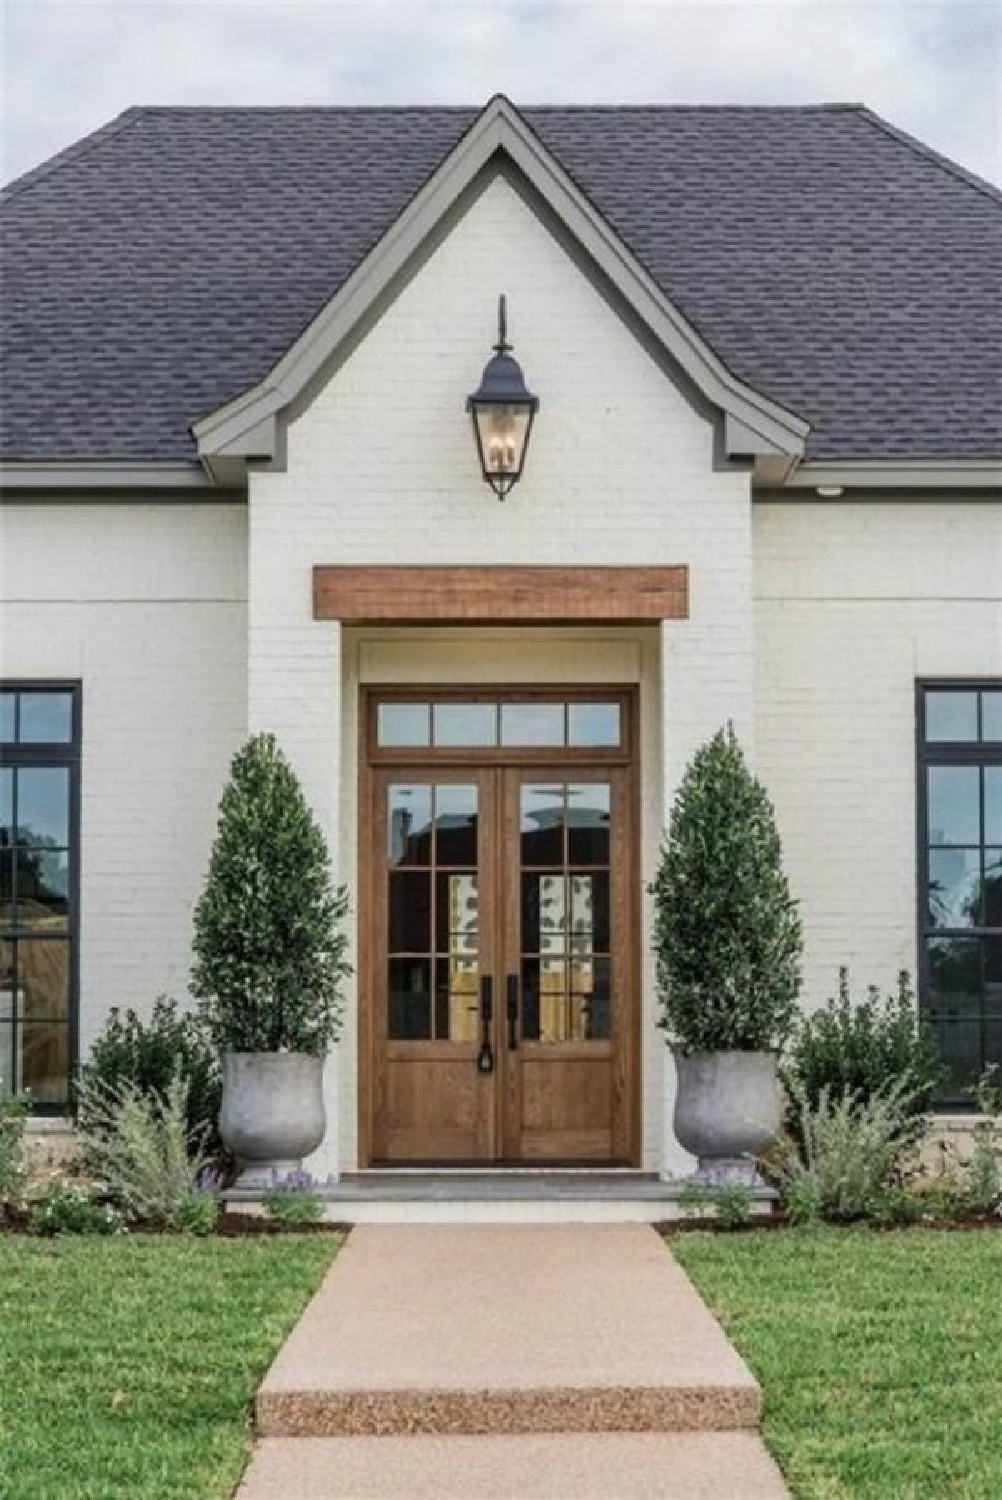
1, 0, 1000, 188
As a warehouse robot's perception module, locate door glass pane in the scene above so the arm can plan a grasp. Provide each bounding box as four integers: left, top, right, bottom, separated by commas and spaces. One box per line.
521, 785, 564, 865
521, 873, 565, 956
501, 703, 565, 747
925, 691, 978, 743
387, 959, 432, 1039
436, 872, 478, 954
16, 768, 70, 848
435, 957, 478, 1042
19, 692, 73, 744
982, 690, 1002, 743
378, 703, 430, 747
568, 783, 611, 864
388, 784, 433, 866
522, 956, 567, 1042
434, 785, 478, 866
928, 848, 980, 928
985, 767, 1002, 844
927, 766, 979, 846
433, 703, 497, 747
571, 873, 609, 953
568, 703, 620, 747
573, 956, 611, 1041
927, 937, 982, 1016
388, 872, 431, 952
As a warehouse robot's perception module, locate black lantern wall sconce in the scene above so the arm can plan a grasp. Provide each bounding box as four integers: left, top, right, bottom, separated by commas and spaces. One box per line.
466, 295, 538, 500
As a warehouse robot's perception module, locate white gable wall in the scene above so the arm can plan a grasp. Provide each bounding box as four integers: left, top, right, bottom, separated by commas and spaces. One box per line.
248, 173, 755, 1174
755, 498, 1002, 1010
0, 502, 247, 1053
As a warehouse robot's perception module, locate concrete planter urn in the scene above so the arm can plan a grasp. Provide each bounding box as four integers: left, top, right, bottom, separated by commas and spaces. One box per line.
674, 1050, 782, 1185
220, 1052, 326, 1188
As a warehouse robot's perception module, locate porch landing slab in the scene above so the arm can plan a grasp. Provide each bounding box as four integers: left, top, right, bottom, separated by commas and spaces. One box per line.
256, 1224, 761, 1437
224, 1171, 777, 1225
238, 1432, 790, 1498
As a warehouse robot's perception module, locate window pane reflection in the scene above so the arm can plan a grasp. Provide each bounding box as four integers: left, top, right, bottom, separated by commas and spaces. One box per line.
433, 703, 496, 747
928, 849, 980, 928
568, 703, 620, 747
925, 691, 978, 743
19, 693, 73, 744
16, 768, 70, 848
501, 703, 564, 747
568, 783, 611, 864
378, 703, 430, 747
521, 786, 563, 866
388, 785, 433, 866
927, 767, 979, 846
434, 785, 477, 866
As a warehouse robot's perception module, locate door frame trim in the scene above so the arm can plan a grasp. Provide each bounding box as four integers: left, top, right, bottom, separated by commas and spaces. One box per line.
357, 684, 642, 1169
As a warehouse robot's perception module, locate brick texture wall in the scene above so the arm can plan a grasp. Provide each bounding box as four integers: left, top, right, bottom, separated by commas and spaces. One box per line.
0, 502, 247, 1053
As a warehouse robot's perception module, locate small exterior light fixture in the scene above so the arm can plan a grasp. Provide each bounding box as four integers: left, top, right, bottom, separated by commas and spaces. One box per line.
467, 294, 538, 500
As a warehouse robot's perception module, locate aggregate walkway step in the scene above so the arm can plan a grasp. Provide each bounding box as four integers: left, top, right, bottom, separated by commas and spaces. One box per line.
256, 1224, 760, 1438
238, 1432, 790, 1498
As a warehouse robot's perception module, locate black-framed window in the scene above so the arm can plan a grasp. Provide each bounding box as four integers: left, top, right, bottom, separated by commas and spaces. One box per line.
0, 683, 81, 1112
917, 681, 1002, 1106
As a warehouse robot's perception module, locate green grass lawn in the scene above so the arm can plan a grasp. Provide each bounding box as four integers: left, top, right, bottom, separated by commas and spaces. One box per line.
671, 1227, 1002, 1500
0, 1234, 340, 1500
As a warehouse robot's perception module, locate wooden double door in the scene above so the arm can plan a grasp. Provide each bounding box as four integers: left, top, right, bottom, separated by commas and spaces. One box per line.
367, 757, 637, 1164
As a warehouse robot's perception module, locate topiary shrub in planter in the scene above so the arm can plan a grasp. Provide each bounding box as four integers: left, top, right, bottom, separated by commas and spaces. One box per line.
650, 725, 802, 1183
191, 734, 351, 1187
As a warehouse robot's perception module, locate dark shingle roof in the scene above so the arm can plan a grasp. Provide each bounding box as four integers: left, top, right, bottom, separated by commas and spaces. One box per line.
2, 103, 1000, 463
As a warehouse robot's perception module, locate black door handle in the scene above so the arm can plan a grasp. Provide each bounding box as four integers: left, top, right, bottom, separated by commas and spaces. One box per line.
477, 975, 494, 1074
506, 973, 519, 1050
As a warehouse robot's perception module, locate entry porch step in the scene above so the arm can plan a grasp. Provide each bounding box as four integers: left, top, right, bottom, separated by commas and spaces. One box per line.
223, 1170, 777, 1224
239, 1433, 791, 1498
255, 1226, 763, 1439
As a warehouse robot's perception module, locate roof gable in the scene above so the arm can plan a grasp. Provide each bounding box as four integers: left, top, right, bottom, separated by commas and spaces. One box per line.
193, 95, 807, 475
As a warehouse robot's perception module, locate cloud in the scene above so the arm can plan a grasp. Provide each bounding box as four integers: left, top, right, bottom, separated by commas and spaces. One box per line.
1, 0, 999, 186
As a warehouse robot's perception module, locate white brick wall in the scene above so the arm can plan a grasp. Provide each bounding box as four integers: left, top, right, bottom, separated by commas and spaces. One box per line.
754, 499, 1002, 1011
249, 175, 753, 1174
0, 502, 247, 1051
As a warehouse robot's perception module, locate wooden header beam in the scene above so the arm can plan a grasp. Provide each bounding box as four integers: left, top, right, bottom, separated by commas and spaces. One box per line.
313, 565, 688, 624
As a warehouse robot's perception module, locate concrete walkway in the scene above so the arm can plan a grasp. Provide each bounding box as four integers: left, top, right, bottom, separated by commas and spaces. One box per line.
239, 1225, 789, 1497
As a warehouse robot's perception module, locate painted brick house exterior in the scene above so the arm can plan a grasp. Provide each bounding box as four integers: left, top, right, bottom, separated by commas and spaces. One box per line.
1, 97, 1000, 1179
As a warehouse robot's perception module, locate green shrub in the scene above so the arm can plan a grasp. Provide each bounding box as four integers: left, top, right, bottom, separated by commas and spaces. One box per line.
784, 1174, 823, 1226
780, 1078, 923, 1222
171, 1189, 219, 1236
650, 726, 801, 1054
27, 1181, 125, 1236
863, 1185, 924, 1226
79, 998, 222, 1158
783, 969, 940, 1142
712, 1180, 753, 1229
0, 1088, 29, 1215
76, 1072, 210, 1227
262, 1182, 325, 1227
191, 734, 352, 1055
